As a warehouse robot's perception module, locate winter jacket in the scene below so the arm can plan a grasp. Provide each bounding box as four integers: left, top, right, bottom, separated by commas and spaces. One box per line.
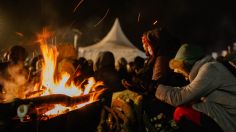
156, 56, 236, 132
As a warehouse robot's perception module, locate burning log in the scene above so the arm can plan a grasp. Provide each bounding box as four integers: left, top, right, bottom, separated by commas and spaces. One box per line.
25, 90, 44, 98
14, 91, 103, 121
0, 94, 91, 120
1, 101, 103, 132
22, 93, 92, 107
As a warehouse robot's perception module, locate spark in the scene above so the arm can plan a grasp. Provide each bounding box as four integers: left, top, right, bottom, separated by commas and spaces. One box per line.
94, 8, 110, 27
137, 12, 141, 23
153, 20, 158, 25
73, 0, 85, 13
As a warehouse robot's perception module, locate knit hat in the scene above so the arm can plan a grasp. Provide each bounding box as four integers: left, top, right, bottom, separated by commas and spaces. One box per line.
169, 44, 205, 75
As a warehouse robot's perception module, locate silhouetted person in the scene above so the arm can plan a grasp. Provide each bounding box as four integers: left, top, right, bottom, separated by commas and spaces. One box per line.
116, 57, 129, 80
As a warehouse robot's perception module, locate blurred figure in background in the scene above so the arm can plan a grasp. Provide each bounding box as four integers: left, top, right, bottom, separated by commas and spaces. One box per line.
0, 45, 29, 102
94, 51, 124, 93
116, 57, 129, 80
133, 56, 145, 75
73, 57, 94, 85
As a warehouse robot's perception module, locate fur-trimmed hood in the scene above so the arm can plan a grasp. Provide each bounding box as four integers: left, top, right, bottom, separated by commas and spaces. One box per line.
169, 44, 205, 79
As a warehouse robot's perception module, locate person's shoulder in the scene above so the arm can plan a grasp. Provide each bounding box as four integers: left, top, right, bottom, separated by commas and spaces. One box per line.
200, 61, 222, 72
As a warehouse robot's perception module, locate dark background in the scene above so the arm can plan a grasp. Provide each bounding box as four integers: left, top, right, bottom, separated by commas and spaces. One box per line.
0, 0, 236, 53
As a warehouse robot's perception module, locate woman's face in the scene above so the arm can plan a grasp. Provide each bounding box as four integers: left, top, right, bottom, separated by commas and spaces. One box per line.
142, 35, 154, 57
174, 69, 189, 80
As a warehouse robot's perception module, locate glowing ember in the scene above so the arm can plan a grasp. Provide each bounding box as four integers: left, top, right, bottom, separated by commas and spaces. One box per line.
33, 29, 104, 118
44, 102, 90, 117
153, 20, 158, 25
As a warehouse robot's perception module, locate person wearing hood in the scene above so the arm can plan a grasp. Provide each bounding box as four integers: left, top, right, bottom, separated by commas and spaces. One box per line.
155, 44, 236, 131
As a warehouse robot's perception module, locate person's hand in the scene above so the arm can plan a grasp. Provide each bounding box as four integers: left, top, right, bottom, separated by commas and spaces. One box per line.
146, 80, 159, 96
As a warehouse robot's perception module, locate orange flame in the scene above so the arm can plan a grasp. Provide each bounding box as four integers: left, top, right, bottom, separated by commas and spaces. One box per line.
34, 29, 104, 117
36, 28, 54, 44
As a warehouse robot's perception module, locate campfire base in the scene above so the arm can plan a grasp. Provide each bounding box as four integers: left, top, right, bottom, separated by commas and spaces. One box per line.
8, 101, 102, 132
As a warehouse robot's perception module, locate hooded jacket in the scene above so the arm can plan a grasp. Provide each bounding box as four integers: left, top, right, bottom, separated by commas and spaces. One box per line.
156, 56, 236, 132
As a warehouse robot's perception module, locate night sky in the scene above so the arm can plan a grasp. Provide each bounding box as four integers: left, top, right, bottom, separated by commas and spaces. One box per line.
0, 0, 236, 53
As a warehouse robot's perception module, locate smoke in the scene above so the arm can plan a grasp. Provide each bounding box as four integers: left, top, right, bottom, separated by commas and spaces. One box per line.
0, 63, 30, 102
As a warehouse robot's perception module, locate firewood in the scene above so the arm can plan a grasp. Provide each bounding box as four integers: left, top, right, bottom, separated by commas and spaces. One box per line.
25, 90, 44, 98
21, 93, 93, 107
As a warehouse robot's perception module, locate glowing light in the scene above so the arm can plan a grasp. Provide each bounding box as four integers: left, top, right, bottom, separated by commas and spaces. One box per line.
33, 29, 104, 117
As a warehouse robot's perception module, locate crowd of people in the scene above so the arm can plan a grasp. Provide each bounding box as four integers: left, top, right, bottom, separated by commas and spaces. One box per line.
0, 27, 236, 132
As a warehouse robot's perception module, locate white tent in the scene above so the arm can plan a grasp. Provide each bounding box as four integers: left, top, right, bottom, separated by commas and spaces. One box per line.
78, 18, 146, 62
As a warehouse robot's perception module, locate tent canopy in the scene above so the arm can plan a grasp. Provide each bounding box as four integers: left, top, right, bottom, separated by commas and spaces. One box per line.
78, 18, 146, 62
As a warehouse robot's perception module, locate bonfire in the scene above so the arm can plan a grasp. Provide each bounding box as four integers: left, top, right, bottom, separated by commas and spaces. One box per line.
17, 29, 105, 121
